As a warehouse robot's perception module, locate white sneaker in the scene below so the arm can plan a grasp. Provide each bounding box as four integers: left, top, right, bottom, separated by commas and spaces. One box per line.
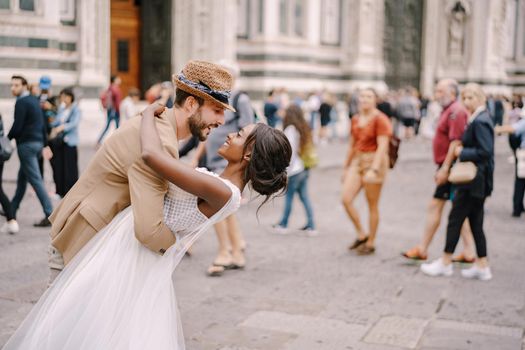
1, 220, 19, 234
300, 227, 319, 237
461, 265, 492, 281
420, 258, 453, 277
271, 224, 289, 235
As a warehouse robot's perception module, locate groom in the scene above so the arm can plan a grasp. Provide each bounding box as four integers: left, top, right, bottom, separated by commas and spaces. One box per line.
48, 60, 235, 278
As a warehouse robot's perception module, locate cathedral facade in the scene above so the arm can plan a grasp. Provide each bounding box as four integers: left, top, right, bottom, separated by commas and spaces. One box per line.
0, 0, 524, 100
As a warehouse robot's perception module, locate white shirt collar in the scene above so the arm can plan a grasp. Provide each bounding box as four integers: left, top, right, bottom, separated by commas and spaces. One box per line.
468, 105, 486, 124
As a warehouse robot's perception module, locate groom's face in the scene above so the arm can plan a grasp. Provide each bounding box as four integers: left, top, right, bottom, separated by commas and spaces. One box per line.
188, 100, 225, 141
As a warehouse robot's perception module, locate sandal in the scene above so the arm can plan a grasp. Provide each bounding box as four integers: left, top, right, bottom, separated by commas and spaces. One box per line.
207, 264, 226, 277
401, 246, 428, 261
452, 253, 475, 264
349, 236, 368, 250
357, 245, 375, 255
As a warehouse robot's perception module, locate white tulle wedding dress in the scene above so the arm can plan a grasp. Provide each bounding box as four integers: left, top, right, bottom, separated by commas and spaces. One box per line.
3, 169, 240, 350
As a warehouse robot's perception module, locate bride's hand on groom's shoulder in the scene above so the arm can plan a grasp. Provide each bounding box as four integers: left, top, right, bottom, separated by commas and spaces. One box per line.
141, 102, 166, 118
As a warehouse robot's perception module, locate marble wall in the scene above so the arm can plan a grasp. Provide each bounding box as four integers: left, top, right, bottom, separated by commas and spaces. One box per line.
0, 0, 524, 99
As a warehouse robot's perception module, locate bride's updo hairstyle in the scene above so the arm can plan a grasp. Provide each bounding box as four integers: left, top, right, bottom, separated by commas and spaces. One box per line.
242, 124, 292, 207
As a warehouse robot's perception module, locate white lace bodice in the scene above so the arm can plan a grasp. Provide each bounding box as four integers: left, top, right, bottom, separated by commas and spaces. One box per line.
163, 168, 240, 240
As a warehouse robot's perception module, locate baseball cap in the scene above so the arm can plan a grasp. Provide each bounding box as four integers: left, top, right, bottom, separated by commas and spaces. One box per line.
39, 76, 52, 90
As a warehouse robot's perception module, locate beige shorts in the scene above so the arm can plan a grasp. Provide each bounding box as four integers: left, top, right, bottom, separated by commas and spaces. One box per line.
348, 152, 389, 184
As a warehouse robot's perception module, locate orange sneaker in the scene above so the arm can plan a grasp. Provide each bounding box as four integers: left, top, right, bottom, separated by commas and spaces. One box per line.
402, 246, 428, 261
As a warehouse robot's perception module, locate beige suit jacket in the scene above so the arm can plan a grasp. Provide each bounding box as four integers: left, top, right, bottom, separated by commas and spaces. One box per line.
49, 110, 179, 264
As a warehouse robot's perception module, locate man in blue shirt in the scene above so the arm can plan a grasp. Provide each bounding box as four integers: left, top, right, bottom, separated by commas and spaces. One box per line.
496, 115, 525, 217
7, 75, 53, 227
263, 90, 279, 128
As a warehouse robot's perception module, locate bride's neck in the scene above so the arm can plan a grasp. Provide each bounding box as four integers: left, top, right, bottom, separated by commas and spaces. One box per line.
220, 163, 246, 192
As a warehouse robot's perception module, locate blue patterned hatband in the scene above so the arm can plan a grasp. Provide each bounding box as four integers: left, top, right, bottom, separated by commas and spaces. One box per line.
177, 72, 231, 104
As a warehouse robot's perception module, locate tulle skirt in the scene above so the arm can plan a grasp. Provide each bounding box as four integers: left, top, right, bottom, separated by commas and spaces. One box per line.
4, 207, 186, 350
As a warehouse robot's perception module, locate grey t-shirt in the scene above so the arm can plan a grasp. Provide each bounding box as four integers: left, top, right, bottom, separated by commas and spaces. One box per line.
206, 91, 255, 172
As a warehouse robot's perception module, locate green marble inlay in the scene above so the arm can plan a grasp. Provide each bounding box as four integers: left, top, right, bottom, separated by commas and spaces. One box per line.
28, 38, 48, 48
0, 36, 76, 51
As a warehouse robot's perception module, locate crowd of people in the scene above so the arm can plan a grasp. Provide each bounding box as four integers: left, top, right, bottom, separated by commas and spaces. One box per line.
0, 73, 178, 237
1, 57, 525, 348
1, 69, 524, 283
0, 75, 82, 234
261, 79, 525, 281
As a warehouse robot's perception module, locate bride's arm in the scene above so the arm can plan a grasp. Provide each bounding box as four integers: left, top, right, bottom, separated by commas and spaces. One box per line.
140, 103, 231, 210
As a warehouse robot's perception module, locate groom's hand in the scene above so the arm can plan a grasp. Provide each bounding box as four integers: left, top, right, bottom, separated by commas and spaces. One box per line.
142, 102, 166, 118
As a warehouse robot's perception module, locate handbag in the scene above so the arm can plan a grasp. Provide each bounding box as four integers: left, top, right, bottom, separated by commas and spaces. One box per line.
0, 136, 13, 161
300, 142, 319, 169
448, 161, 477, 184
388, 135, 401, 169
517, 149, 525, 179
48, 130, 65, 147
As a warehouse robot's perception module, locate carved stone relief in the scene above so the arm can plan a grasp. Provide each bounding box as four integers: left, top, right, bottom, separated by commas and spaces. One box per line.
491, 0, 506, 64
445, 0, 471, 66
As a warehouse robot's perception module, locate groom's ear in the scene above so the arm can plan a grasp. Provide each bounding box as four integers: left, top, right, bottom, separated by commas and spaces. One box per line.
184, 96, 200, 114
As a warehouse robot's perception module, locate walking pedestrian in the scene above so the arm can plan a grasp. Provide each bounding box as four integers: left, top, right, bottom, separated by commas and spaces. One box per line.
0, 113, 18, 234
119, 87, 140, 123
48, 88, 81, 198
495, 104, 525, 217
7, 75, 53, 227
37, 75, 53, 179
97, 75, 122, 146
421, 83, 494, 281
396, 88, 420, 139
205, 60, 255, 277
402, 79, 476, 262
318, 92, 334, 144
273, 104, 317, 235
342, 88, 392, 255
264, 90, 279, 128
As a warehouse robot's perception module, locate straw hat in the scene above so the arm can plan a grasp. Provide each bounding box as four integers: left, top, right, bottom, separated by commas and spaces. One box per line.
172, 60, 235, 111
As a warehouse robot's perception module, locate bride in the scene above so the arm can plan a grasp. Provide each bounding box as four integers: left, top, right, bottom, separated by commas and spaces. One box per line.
3, 103, 292, 350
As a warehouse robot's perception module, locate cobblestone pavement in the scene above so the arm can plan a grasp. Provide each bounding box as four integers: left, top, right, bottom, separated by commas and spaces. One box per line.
0, 136, 524, 349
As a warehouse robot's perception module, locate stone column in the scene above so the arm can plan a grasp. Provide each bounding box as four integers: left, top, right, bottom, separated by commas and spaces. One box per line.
484, 0, 508, 80
305, 0, 321, 46
78, 0, 110, 91
420, 0, 441, 95
341, 0, 385, 87
42, 0, 60, 24
172, 0, 236, 74
463, 0, 507, 86
262, 0, 279, 38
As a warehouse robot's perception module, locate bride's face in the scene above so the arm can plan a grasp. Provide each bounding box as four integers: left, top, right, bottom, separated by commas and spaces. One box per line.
217, 124, 256, 162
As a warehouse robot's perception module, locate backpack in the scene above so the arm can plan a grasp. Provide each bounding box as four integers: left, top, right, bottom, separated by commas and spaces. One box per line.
99, 88, 112, 109
372, 114, 400, 169
232, 92, 260, 126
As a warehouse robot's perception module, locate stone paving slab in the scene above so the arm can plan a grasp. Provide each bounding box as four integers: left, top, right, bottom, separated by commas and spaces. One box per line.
240, 310, 368, 349
419, 327, 523, 350
1, 138, 524, 349
432, 319, 523, 339
363, 315, 429, 349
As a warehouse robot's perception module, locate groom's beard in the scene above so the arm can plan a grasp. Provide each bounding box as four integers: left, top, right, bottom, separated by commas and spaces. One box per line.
188, 110, 209, 141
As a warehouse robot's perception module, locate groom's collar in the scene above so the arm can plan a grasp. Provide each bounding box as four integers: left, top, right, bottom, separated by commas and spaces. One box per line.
163, 108, 178, 139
